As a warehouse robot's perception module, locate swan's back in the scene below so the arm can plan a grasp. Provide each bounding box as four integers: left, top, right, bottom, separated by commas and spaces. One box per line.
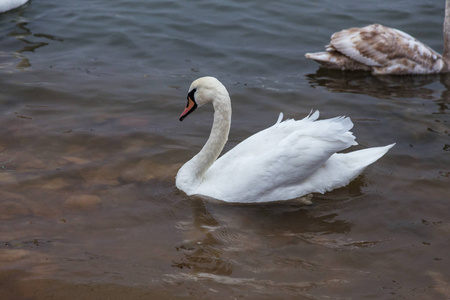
306, 24, 447, 75
197, 111, 370, 203
211, 111, 354, 163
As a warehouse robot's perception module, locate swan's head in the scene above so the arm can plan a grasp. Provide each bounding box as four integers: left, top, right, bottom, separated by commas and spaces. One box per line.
179, 76, 228, 121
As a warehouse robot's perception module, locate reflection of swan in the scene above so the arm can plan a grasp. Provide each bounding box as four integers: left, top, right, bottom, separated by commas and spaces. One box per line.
306, 69, 442, 100
5, 17, 63, 70
305, 1, 450, 75
176, 77, 394, 203
0, 0, 29, 13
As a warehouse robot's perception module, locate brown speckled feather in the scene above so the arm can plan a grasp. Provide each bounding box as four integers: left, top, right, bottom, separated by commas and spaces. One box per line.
330, 24, 445, 74
306, 22, 450, 75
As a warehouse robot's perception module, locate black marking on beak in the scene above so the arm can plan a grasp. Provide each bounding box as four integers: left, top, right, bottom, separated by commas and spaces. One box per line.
179, 88, 198, 121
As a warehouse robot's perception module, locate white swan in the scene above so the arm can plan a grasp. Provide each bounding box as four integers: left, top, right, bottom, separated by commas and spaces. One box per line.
305, 0, 450, 75
175, 77, 394, 203
0, 0, 29, 13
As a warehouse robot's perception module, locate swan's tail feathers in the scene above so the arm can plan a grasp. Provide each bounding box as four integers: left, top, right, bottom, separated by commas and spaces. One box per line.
342, 143, 395, 171
305, 51, 372, 71
305, 52, 346, 69
305, 52, 333, 62
305, 143, 395, 195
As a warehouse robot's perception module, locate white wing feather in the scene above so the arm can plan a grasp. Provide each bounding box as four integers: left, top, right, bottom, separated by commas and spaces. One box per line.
197, 111, 362, 202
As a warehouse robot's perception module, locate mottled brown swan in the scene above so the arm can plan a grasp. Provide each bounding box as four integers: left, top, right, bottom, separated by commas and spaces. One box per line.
305, 1, 450, 75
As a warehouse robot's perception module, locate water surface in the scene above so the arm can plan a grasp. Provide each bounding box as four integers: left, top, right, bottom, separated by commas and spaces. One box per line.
1, 0, 449, 299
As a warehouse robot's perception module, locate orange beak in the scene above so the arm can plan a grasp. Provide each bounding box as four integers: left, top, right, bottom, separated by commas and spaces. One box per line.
179, 96, 197, 121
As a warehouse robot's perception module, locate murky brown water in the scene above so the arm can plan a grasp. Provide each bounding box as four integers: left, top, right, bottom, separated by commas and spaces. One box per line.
1, 0, 449, 299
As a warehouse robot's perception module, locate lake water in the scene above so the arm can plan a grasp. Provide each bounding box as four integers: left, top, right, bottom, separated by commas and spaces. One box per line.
1, 0, 449, 299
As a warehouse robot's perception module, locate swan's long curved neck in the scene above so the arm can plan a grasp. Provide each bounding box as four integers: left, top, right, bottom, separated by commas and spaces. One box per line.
177, 93, 231, 191
444, 0, 450, 61
195, 96, 231, 177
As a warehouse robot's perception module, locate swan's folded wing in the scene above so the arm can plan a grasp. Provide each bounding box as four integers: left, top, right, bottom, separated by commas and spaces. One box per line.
330, 24, 389, 66
251, 116, 357, 190
199, 113, 357, 202
214, 111, 320, 161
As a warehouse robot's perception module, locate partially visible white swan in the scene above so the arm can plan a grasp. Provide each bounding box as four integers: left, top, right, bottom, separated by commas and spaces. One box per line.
176, 77, 394, 203
0, 0, 29, 13
305, 0, 450, 75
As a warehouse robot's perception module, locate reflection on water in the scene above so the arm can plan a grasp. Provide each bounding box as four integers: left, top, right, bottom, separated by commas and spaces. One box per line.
169, 197, 358, 298
307, 69, 447, 100
173, 200, 233, 276
306, 69, 450, 120
172, 189, 373, 275
2, 13, 63, 69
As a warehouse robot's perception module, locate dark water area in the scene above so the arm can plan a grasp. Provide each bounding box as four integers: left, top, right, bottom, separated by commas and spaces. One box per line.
0, 0, 449, 299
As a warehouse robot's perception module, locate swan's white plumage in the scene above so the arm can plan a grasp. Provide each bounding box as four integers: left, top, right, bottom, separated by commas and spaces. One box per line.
176, 77, 394, 203
0, 0, 29, 13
